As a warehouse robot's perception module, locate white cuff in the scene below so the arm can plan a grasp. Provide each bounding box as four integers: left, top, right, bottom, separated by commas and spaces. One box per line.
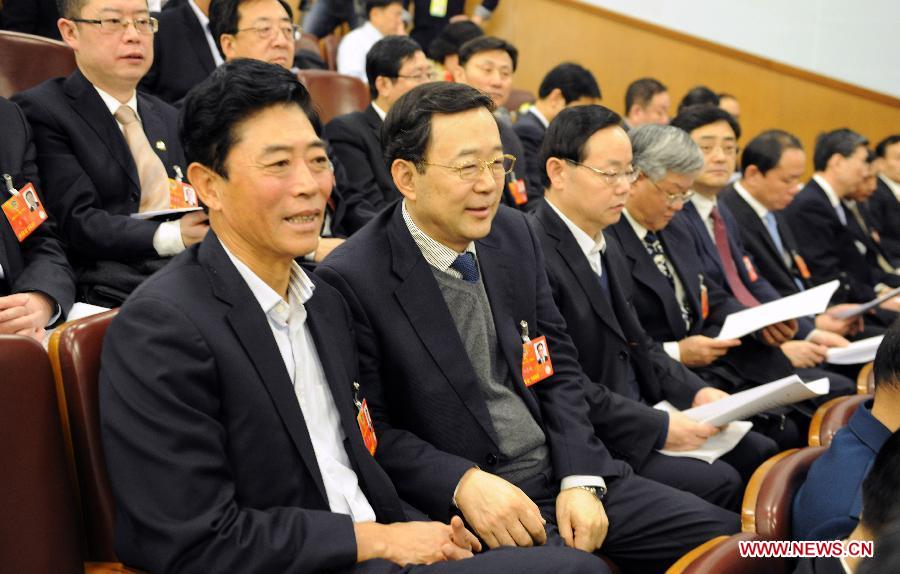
560, 475, 607, 492
664, 340, 681, 361
153, 220, 186, 257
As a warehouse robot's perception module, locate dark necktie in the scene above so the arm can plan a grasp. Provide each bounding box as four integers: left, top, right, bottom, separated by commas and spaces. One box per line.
450, 252, 480, 283
710, 206, 759, 307
845, 201, 895, 273
643, 231, 692, 329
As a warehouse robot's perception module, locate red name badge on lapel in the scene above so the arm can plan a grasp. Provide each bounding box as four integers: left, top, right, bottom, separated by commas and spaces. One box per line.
742, 255, 759, 282
793, 253, 811, 280
699, 277, 710, 320
508, 178, 528, 206
2, 182, 47, 242
168, 178, 199, 209
522, 334, 554, 387
357, 399, 377, 456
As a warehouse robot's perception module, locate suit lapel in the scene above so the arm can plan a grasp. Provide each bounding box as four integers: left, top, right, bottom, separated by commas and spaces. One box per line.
363, 104, 382, 139
387, 210, 500, 447
725, 189, 785, 268
179, 3, 217, 73
200, 235, 329, 502
681, 201, 722, 267
137, 95, 174, 176
64, 72, 140, 191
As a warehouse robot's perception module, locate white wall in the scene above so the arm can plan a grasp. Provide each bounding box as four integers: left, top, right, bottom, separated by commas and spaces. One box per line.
582, 0, 899, 98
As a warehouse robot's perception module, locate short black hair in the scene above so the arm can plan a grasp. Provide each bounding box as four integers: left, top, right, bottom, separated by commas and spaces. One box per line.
382, 81, 495, 171
458, 36, 518, 72
537, 63, 601, 102
365, 35, 422, 100
670, 104, 741, 140
812, 128, 869, 172
427, 20, 483, 63
874, 320, 900, 392
366, 0, 402, 16
740, 130, 803, 176
538, 104, 622, 189
677, 86, 719, 114
209, 0, 294, 59
55, 0, 89, 18
625, 77, 667, 113
180, 58, 317, 179
875, 135, 900, 159
861, 429, 900, 534
718, 92, 736, 101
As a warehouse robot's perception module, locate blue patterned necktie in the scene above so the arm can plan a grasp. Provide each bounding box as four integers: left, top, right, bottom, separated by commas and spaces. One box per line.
450, 252, 480, 283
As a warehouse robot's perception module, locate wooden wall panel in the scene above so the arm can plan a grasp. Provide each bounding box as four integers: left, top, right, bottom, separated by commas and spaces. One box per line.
483, 0, 900, 172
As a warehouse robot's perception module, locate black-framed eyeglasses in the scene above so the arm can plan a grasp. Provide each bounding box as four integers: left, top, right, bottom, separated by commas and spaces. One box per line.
420, 154, 516, 181
236, 23, 302, 41
394, 70, 437, 82
646, 176, 694, 205
566, 159, 640, 186
70, 16, 159, 34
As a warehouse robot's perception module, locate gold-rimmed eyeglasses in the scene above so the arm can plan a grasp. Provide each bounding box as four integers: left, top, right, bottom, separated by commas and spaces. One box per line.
236, 23, 302, 41
420, 154, 516, 181
566, 159, 640, 186
70, 16, 159, 34
646, 176, 694, 205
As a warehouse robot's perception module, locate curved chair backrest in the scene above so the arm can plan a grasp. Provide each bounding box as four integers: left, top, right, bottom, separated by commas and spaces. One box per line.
0, 30, 76, 98
668, 532, 789, 574
296, 69, 370, 124
809, 394, 871, 447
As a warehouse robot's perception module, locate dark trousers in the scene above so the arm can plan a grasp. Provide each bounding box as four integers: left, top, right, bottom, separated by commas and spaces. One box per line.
638, 429, 778, 511
512, 462, 739, 573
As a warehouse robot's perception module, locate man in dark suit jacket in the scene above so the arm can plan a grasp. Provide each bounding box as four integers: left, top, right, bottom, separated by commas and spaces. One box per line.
0, 97, 74, 340
454, 36, 533, 209
870, 135, 900, 262
513, 63, 601, 196
101, 57, 605, 574
139, 0, 220, 104
408, 0, 497, 55
319, 81, 738, 573
14, 0, 209, 307
784, 129, 900, 319
0, 0, 61, 39
528, 106, 776, 511
721, 130, 880, 339
326, 35, 429, 211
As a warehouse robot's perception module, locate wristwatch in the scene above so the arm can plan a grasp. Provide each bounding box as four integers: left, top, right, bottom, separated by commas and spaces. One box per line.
573, 485, 607, 501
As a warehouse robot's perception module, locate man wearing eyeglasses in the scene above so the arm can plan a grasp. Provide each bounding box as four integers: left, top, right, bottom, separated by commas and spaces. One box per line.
318, 81, 738, 572
14, 0, 210, 307
326, 35, 433, 211
528, 106, 777, 512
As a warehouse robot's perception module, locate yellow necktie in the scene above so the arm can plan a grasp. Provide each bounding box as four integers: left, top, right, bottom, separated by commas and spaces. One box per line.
114, 105, 169, 212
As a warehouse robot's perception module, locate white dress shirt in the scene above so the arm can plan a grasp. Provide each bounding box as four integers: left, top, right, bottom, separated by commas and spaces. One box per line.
813, 174, 842, 209
623, 208, 689, 362
527, 106, 550, 129
545, 197, 605, 275
337, 21, 382, 82
879, 173, 900, 202
688, 192, 717, 242
223, 245, 377, 522
187, 0, 225, 67
95, 85, 185, 257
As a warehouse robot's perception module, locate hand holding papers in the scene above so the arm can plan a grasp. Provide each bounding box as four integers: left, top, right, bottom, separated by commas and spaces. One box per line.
826, 335, 885, 365
683, 375, 830, 426
654, 401, 752, 464
828, 286, 900, 319
716, 280, 840, 340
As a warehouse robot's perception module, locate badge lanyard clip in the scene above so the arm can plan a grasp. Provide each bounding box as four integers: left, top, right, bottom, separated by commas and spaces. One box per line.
3, 174, 17, 196
519, 320, 530, 344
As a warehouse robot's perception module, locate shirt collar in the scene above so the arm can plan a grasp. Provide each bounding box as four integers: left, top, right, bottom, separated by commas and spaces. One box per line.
545, 197, 605, 259
221, 242, 316, 321
813, 174, 841, 207
848, 399, 892, 454
187, 0, 209, 27
528, 106, 549, 129
733, 181, 770, 220
371, 101, 387, 121
689, 191, 717, 221
622, 208, 649, 241
94, 85, 138, 121
401, 199, 475, 273
879, 173, 900, 202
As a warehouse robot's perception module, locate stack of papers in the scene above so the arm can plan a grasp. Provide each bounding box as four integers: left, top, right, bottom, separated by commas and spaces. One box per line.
828, 287, 900, 319
654, 401, 753, 464
716, 280, 839, 340
826, 335, 884, 365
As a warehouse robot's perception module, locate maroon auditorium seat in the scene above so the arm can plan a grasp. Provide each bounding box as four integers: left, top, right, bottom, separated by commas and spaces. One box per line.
0, 30, 76, 98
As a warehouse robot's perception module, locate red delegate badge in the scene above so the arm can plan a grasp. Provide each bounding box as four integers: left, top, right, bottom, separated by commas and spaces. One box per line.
357, 399, 377, 456
2, 183, 47, 242
522, 335, 554, 387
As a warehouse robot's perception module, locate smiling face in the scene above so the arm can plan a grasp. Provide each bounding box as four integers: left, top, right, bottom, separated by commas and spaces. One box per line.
201, 103, 326, 271
398, 107, 504, 252
59, 0, 154, 99
220, 0, 295, 69
454, 49, 513, 108
690, 120, 738, 196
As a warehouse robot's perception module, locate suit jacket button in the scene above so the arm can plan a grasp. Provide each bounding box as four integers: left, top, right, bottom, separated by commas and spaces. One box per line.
485, 453, 498, 466
131, 192, 139, 202
618, 351, 628, 360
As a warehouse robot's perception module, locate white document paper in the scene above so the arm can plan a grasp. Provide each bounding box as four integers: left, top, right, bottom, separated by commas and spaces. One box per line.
826, 335, 884, 365
828, 286, 900, 319
716, 280, 839, 340
654, 401, 753, 464
680, 375, 830, 426
130, 207, 202, 220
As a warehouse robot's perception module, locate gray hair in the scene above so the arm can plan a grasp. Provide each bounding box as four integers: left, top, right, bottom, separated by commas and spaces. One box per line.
630, 124, 704, 181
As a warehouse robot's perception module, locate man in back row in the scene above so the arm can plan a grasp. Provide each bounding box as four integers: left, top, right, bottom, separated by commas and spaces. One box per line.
318, 81, 738, 572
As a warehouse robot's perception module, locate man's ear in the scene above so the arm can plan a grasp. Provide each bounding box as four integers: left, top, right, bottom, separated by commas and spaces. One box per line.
391, 159, 418, 202
58, 17, 79, 49
219, 34, 237, 61
545, 156, 568, 191
188, 162, 223, 211
452, 66, 466, 83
